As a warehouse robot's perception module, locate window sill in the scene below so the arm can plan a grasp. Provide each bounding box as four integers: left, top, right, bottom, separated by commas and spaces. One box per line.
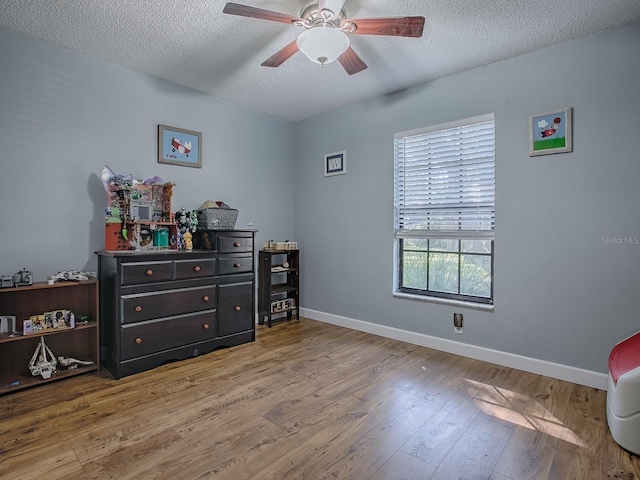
393, 291, 494, 312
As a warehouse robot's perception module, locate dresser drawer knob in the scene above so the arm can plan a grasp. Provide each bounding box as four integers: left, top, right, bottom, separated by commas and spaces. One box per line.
194, 266, 201, 272
134, 305, 142, 312
202, 295, 210, 302
234, 306, 241, 312
234, 242, 241, 248
234, 263, 241, 268
145, 269, 153, 276
203, 323, 210, 330
135, 337, 142, 344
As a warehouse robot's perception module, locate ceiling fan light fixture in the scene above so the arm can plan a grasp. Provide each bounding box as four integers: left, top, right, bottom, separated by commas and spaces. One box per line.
297, 27, 349, 66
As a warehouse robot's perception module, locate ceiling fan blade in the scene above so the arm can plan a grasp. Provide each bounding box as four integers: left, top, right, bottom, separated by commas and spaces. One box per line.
261, 39, 299, 67
342, 16, 425, 37
223, 2, 303, 25
338, 47, 368, 75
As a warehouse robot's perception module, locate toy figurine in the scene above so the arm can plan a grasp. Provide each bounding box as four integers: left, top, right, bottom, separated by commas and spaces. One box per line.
183, 231, 193, 251
29, 337, 57, 379
175, 207, 188, 231
175, 207, 198, 250
13, 268, 33, 287
57, 356, 94, 369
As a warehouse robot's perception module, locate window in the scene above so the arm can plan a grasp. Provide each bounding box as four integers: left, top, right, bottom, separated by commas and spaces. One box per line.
394, 114, 495, 305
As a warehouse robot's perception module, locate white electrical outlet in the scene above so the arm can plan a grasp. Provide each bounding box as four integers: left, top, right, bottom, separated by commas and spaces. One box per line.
454, 326, 463, 334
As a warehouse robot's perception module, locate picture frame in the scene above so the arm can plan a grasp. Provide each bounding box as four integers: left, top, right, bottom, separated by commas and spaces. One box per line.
324, 150, 346, 177
158, 124, 202, 168
529, 107, 572, 156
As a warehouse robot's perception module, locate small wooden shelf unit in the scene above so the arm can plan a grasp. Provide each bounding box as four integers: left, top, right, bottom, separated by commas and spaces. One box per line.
0, 280, 99, 394
258, 249, 300, 328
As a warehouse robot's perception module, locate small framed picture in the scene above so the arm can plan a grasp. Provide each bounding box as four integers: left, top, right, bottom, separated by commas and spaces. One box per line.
529, 107, 572, 156
23, 319, 33, 335
158, 124, 202, 168
324, 150, 346, 177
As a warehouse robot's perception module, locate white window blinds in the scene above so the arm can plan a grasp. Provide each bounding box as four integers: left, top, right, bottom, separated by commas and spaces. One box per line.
394, 114, 495, 239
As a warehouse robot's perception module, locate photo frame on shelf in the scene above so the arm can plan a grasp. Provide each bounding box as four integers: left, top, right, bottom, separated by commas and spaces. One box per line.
324, 150, 346, 176
529, 107, 572, 156
158, 124, 202, 168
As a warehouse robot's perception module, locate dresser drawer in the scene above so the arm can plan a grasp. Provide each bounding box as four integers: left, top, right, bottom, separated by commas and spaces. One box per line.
121, 311, 216, 360
175, 258, 216, 279
121, 261, 172, 285
121, 285, 216, 324
218, 234, 253, 253
218, 254, 253, 275
218, 282, 253, 337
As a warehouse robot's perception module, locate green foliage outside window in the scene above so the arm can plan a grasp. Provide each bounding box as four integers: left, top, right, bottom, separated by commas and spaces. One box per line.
401, 240, 492, 300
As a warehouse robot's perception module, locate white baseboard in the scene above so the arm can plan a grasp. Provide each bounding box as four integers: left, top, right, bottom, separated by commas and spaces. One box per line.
300, 308, 608, 391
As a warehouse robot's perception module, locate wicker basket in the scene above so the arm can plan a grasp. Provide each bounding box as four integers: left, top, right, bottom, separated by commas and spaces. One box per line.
197, 208, 238, 230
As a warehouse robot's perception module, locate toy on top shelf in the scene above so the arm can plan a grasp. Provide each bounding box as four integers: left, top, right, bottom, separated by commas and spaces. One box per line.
101, 165, 133, 197
183, 231, 193, 251
50, 271, 97, 283
175, 207, 198, 250
262, 240, 298, 251
101, 165, 177, 251
12, 268, 33, 287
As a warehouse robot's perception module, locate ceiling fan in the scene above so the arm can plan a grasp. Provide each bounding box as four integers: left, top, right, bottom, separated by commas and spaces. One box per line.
223, 1, 425, 75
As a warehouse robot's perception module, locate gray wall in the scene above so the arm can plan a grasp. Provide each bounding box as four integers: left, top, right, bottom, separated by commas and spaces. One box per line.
2, 22, 639, 377
294, 22, 640, 374
0, 27, 295, 279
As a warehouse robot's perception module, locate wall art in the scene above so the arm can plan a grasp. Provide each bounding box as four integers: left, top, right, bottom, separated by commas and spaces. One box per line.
158, 124, 202, 168
529, 107, 572, 156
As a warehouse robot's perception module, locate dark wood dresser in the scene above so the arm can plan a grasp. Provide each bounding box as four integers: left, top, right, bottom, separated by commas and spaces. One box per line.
97, 230, 255, 379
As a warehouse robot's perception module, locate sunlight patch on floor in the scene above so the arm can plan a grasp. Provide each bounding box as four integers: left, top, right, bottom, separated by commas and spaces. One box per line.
464, 379, 586, 447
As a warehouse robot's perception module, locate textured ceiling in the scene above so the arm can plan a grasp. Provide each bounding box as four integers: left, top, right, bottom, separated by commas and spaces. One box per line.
1, 0, 639, 122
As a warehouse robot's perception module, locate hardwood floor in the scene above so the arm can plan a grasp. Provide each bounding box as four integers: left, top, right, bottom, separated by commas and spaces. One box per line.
1, 318, 638, 479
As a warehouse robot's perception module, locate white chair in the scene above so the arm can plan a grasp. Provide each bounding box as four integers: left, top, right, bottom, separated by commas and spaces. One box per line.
607, 331, 640, 455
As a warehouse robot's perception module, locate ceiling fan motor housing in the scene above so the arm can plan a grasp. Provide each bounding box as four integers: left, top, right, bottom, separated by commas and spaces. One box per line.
299, 1, 346, 28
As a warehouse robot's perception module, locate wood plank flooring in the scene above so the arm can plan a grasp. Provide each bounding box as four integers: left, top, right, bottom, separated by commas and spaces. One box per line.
1, 318, 638, 479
